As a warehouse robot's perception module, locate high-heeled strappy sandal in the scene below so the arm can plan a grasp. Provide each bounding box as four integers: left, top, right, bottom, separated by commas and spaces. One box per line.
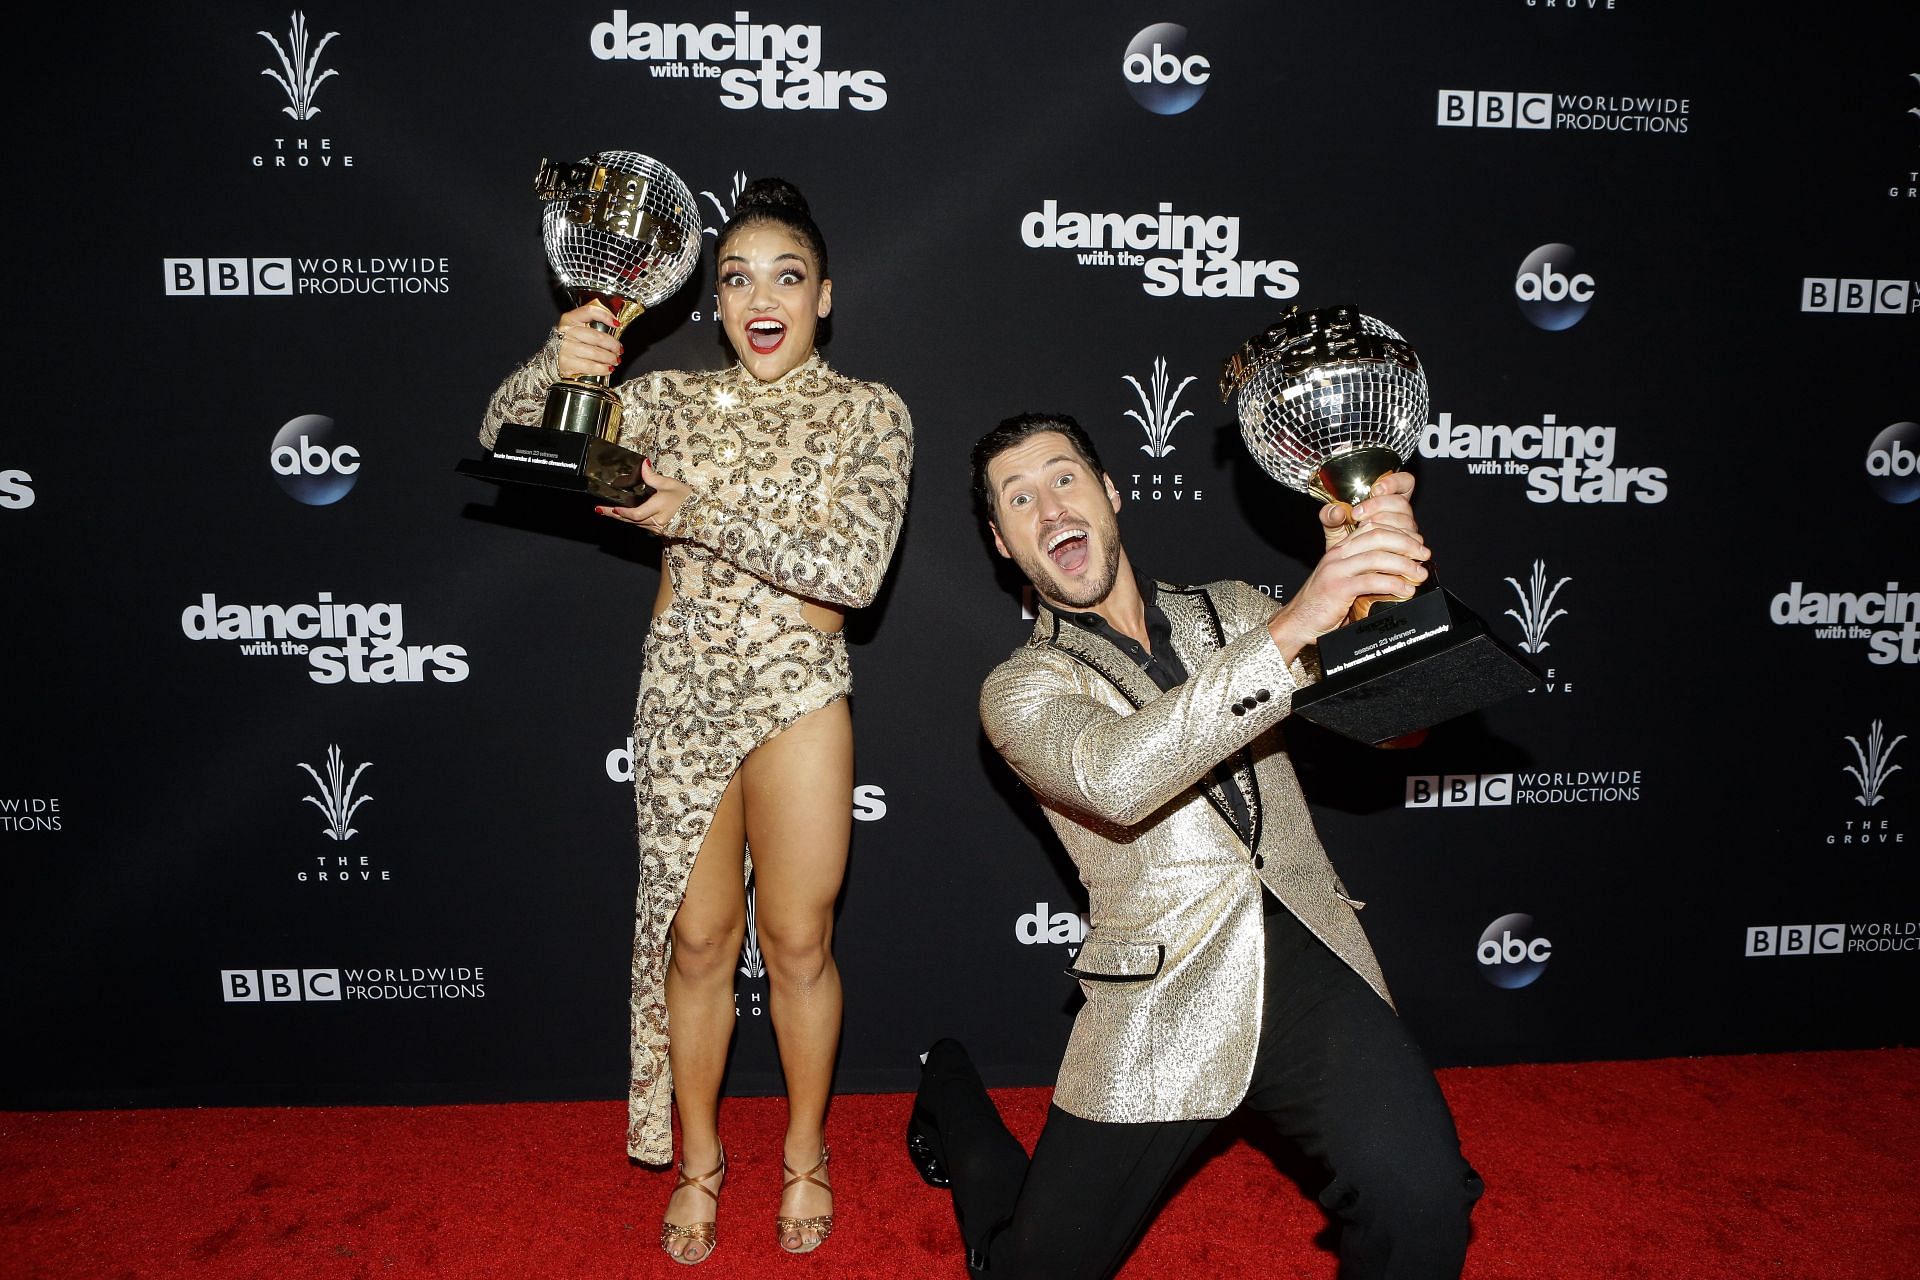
775, 1146, 833, 1254
660, 1151, 725, 1266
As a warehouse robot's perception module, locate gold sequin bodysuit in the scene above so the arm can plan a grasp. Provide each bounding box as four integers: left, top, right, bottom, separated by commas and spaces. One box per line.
483, 335, 913, 1163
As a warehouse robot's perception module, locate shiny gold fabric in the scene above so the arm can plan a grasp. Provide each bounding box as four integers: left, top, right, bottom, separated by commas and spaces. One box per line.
483, 336, 912, 1162
979, 579, 1389, 1125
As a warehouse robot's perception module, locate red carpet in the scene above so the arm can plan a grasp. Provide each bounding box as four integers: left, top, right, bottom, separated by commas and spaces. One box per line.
4, 1050, 1915, 1279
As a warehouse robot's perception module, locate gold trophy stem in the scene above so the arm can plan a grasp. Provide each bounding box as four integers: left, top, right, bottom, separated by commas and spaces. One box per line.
566, 291, 646, 392
544, 292, 647, 441
1309, 449, 1427, 622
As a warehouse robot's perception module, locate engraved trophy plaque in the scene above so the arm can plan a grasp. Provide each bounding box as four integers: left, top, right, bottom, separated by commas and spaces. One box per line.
458, 150, 702, 506
1221, 305, 1539, 744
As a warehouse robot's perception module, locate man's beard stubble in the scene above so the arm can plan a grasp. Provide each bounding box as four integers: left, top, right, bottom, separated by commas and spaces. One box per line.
1019, 531, 1122, 611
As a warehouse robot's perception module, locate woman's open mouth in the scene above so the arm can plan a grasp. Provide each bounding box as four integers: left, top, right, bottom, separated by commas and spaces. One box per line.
746, 318, 786, 355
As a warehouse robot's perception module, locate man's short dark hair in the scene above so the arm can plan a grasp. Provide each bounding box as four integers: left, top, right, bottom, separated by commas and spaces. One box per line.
970, 413, 1109, 521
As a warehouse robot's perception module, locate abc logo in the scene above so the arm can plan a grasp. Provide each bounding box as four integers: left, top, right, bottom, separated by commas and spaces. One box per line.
1865, 421, 1920, 505
1514, 243, 1595, 331
270, 414, 361, 505
1122, 23, 1210, 115
1476, 912, 1552, 988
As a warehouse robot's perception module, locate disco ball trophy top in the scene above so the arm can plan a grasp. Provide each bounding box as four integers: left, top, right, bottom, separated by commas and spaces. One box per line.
1223, 305, 1427, 509
537, 150, 701, 329
457, 151, 702, 508
1222, 305, 1538, 744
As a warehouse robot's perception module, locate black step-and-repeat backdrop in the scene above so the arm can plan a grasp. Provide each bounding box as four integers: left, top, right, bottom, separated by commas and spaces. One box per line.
4, 3, 1915, 1110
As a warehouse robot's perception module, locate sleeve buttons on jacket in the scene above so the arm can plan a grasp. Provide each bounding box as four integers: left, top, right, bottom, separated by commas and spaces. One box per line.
1255, 688, 1271, 703
1231, 702, 1247, 716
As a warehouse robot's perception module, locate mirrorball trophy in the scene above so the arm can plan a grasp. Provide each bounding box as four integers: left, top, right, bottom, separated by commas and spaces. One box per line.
458, 150, 702, 506
1221, 304, 1538, 744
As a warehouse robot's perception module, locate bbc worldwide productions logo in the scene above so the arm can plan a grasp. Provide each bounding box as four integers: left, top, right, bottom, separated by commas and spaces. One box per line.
162, 257, 451, 298
1407, 772, 1642, 806
1436, 89, 1689, 134
1745, 922, 1920, 956
220, 966, 487, 1002
1, 795, 62, 833
1743, 925, 1844, 957
1800, 278, 1916, 316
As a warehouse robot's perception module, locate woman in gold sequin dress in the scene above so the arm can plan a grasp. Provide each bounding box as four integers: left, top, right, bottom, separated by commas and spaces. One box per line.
481, 179, 912, 1263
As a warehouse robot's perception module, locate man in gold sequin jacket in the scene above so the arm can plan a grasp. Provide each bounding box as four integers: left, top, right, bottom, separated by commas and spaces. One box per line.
907, 414, 1481, 1280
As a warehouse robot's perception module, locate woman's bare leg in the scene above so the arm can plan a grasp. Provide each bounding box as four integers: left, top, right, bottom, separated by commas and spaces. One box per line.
660, 771, 748, 1262
741, 700, 853, 1250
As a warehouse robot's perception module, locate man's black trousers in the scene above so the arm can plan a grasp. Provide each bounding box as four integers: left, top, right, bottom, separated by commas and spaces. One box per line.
916, 900, 1484, 1279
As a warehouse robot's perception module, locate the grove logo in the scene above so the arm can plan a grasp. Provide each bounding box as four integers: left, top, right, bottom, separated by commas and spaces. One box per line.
1866, 422, 1920, 504
298, 744, 372, 841
271, 415, 360, 505
694, 168, 749, 323
1477, 913, 1552, 988
249, 13, 354, 170
1504, 561, 1571, 652
700, 169, 748, 239
739, 879, 766, 982
1122, 358, 1198, 458
259, 12, 338, 121
1845, 720, 1906, 809
1122, 23, 1210, 115
1514, 243, 1595, 330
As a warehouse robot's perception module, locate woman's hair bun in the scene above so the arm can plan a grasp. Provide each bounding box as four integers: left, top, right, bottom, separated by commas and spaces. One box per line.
735, 177, 810, 216
720, 176, 828, 278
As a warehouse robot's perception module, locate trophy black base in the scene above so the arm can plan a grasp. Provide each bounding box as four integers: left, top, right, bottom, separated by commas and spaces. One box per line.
455, 422, 653, 507
1292, 588, 1540, 745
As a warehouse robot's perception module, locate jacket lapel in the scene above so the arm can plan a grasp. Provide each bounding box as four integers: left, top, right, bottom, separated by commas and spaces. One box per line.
1157, 584, 1264, 851
1035, 604, 1163, 713
1035, 586, 1261, 849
